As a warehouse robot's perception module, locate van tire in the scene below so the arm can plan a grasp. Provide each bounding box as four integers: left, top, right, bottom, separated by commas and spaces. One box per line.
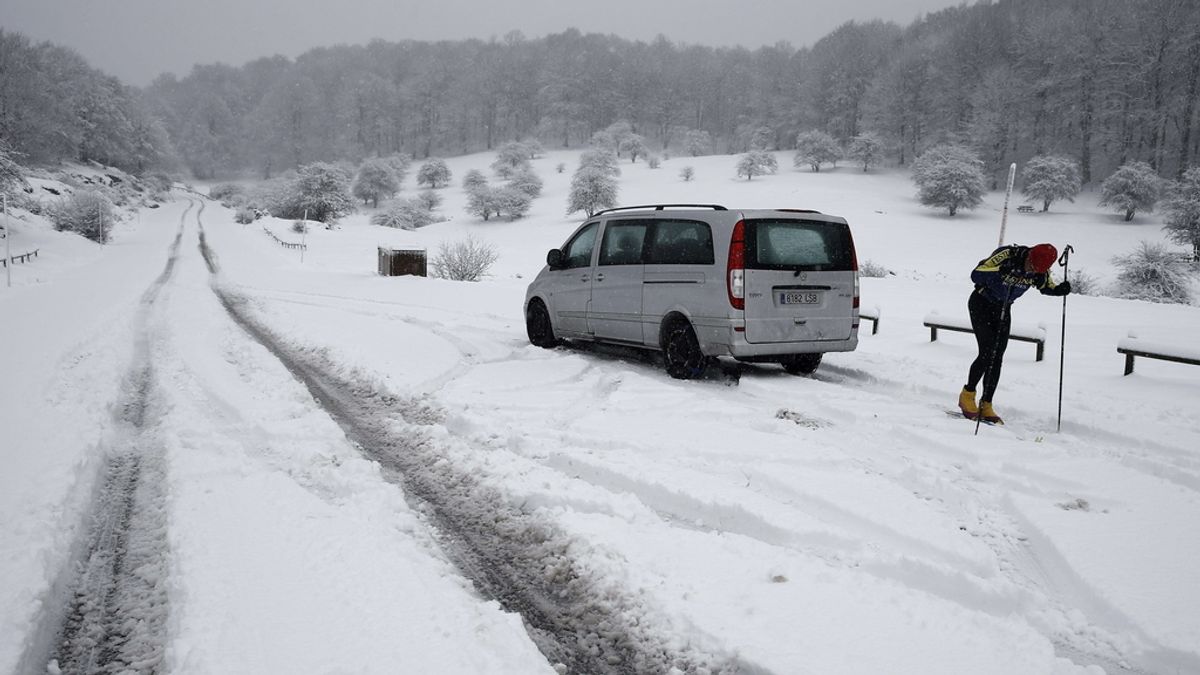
782, 353, 822, 375
526, 299, 558, 348
663, 319, 707, 379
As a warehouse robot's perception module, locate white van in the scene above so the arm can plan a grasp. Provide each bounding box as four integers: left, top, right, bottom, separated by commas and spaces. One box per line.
524, 205, 860, 378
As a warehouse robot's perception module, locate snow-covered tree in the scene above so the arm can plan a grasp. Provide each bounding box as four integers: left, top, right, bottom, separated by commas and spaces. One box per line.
416, 189, 442, 212
417, 158, 452, 189
847, 133, 884, 172
680, 166, 695, 182
521, 138, 544, 158
793, 130, 841, 172
0, 142, 25, 196
683, 130, 712, 157
567, 166, 618, 217
737, 150, 777, 180
619, 134, 648, 163
494, 186, 533, 219
48, 190, 114, 243
588, 120, 636, 157
1021, 155, 1082, 212
491, 142, 531, 178
352, 159, 399, 208
292, 162, 355, 223
749, 126, 775, 151
589, 129, 617, 153
372, 198, 435, 229
578, 148, 620, 177
1162, 167, 1200, 261
507, 166, 543, 198
1099, 162, 1161, 222
911, 145, 986, 216
462, 168, 488, 191
1111, 241, 1195, 304
208, 182, 245, 207
465, 187, 500, 221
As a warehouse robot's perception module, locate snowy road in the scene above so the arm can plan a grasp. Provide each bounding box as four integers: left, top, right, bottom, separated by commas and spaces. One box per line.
4, 175, 1199, 674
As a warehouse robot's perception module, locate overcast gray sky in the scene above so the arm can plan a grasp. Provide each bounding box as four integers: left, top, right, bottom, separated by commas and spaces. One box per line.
1, 0, 967, 86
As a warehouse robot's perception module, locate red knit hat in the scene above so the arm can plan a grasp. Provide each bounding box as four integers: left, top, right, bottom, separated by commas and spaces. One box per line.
1028, 244, 1057, 273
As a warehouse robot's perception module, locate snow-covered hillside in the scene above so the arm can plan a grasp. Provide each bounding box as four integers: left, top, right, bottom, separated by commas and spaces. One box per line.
1, 151, 1197, 674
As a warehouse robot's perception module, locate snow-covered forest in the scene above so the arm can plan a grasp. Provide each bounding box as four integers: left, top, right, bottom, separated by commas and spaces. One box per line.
2, 0, 1200, 186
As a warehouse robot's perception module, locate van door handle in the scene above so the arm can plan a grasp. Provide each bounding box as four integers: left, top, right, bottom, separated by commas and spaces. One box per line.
594, 273, 605, 282
580, 274, 590, 282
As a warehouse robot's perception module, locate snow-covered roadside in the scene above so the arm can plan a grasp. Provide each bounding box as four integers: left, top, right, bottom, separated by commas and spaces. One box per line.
0, 200, 187, 669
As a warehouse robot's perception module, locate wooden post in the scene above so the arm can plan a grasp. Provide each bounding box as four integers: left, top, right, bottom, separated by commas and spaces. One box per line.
4, 195, 10, 288
997, 163, 1016, 247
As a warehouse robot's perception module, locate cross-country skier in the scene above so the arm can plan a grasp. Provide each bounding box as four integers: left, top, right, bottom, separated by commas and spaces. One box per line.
959, 243, 1071, 424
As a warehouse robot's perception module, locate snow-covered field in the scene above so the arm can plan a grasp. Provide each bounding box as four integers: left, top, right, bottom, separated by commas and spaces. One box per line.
2, 151, 1198, 674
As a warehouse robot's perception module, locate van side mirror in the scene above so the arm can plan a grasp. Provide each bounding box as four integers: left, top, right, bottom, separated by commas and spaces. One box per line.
546, 249, 564, 269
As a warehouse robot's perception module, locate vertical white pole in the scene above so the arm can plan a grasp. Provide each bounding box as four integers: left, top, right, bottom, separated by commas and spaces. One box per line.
98, 198, 104, 248
997, 162, 1016, 248
301, 209, 307, 263
4, 195, 11, 288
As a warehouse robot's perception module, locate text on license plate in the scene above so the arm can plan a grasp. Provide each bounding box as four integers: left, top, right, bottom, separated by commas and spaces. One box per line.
779, 291, 820, 305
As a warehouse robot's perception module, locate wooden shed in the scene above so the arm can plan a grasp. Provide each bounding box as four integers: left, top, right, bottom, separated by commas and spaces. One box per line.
378, 247, 428, 277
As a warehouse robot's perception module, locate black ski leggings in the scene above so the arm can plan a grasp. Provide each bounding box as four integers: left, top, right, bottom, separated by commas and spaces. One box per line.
965, 291, 1011, 403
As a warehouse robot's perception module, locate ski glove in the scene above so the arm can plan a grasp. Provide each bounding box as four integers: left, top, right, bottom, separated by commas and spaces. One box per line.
1045, 280, 1071, 296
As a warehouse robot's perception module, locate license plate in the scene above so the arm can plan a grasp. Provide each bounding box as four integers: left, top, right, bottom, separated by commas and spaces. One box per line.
780, 291, 820, 305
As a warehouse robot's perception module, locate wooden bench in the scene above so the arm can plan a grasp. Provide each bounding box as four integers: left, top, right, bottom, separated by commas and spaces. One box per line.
1017, 205, 1035, 213
922, 313, 1047, 361
858, 306, 880, 335
1117, 337, 1200, 376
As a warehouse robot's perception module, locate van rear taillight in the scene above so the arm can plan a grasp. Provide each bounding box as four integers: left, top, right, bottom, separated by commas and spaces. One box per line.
727, 219, 746, 310
848, 228, 860, 309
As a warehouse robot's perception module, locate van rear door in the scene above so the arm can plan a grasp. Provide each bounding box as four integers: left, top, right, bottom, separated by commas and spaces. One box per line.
741, 217, 856, 344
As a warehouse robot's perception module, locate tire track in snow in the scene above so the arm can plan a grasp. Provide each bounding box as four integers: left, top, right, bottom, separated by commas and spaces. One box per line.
32, 200, 191, 675
194, 209, 755, 674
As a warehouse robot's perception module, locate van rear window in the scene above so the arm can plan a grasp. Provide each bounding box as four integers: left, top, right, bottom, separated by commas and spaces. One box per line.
745, 219, 853, 271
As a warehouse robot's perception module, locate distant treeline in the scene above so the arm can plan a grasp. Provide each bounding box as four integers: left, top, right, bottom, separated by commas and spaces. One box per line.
2, 0, 1199, 185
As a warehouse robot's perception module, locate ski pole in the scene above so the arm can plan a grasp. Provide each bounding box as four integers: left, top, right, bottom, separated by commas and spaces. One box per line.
976, 284, 1015, 436
1056, 244, 1074, 433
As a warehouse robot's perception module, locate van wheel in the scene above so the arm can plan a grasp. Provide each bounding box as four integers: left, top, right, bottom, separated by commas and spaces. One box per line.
663, 320, 707, 379
525, 299, 558, 348
782, 353, 822, 375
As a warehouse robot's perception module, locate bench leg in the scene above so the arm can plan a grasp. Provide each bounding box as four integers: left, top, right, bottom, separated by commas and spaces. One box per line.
872, 318, 879, 335
1124, 353, 1134, 376
1035, 343, 1044, 362
929, 327, 937, 342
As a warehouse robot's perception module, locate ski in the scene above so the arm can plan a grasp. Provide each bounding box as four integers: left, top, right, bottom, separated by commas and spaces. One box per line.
944, 409, 1003, 426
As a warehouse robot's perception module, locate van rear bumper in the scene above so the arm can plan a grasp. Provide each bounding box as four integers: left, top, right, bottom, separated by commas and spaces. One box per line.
695, 319, 858, 357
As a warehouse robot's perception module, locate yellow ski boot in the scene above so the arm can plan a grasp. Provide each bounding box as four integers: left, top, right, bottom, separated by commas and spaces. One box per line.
958, 388, 979, 420
979, 401, 1003, 425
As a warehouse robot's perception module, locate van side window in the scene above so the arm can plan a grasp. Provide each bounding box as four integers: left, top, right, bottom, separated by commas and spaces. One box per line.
562, 222, 599, 269
598, 221, 648, 266
646, 219, 714, 265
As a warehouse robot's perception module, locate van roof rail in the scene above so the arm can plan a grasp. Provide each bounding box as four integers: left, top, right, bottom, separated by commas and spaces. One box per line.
593, 204, 728, 216
774, 208, 823, 214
